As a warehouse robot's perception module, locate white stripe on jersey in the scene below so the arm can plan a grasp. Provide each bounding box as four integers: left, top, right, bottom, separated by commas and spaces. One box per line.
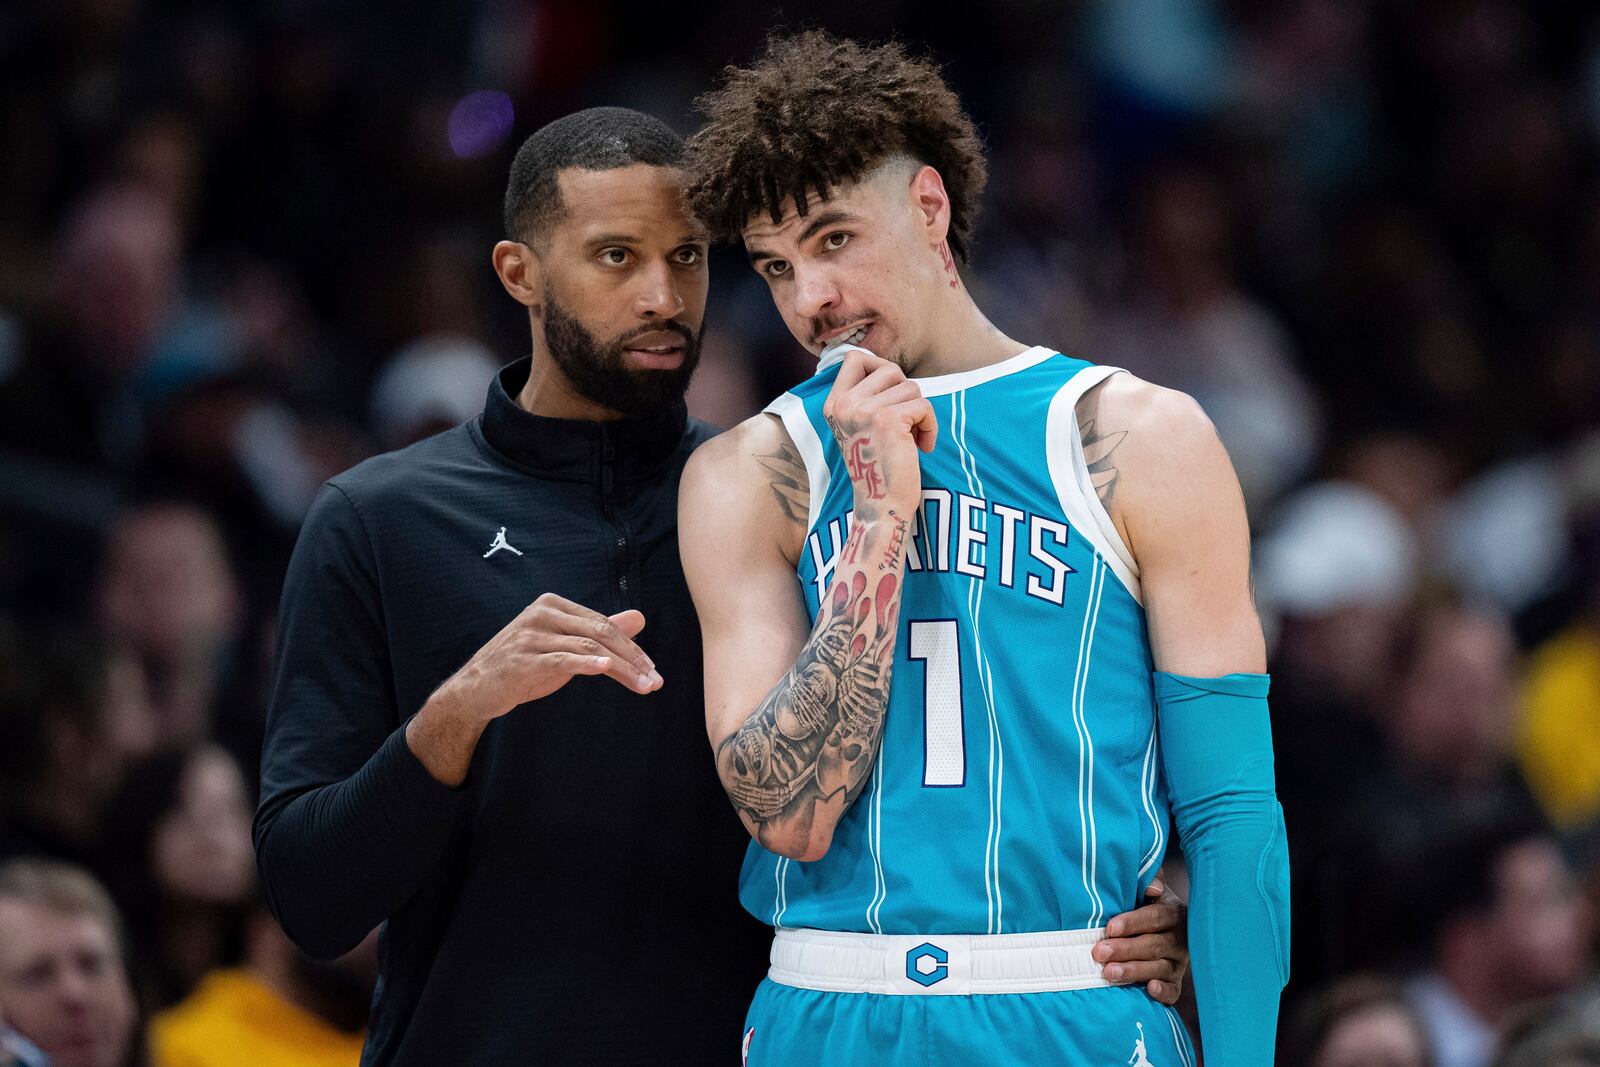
952, 390, 1007, 933
1072, 558, 1108, 929
865, 744, 886, 933
1166, 1006, 1195, 1067
1138, 719, 1165, 878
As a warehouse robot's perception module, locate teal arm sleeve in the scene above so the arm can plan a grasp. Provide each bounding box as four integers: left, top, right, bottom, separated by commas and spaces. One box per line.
1154, 671, 1290, 1067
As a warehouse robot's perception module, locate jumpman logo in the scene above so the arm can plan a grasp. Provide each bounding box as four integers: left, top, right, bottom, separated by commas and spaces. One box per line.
482, 527, 523, 558
1127, 1021, 1155, 1066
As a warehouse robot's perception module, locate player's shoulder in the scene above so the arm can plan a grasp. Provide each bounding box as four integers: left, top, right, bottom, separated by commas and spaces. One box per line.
1088, 370, 1238, 514
684, 407, 794, 484
1091, 370, 1215, 444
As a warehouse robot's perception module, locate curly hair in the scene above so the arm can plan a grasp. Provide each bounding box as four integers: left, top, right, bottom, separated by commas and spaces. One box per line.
682, 31, 987, 263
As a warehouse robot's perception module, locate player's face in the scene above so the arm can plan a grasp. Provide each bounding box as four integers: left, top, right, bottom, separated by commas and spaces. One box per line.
742, 161, 949, 369
537, 164, 709, 416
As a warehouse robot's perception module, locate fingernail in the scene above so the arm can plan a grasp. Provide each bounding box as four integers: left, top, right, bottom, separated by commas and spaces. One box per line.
1108, 920, 1122, 936
639, 673, 654, 689
649, 670, 663, 687
1105, 964, 1124, 981
1092, 944, 1110, 961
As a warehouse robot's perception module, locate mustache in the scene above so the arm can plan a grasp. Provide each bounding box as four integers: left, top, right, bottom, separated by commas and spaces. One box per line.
808, 310, 880, 347
617, 320, 695, 346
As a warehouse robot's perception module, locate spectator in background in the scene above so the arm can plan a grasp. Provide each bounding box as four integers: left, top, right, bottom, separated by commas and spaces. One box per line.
1279, 975, 1433, 1067
1094, 161, 1321, 512
1520, 466, 1600, 834
1493, 983, 1600, 1067
94, 501, 243, 752
1253, 480, 1419, 981
148, 906, 373, 1067
0, 629, 157, 867
99, 746, 256, 1010
1408, 819, 1593, 1067
0, 184, 186, 475
1328, 605, 1547, 974
0, 857, 140, 1067
366, 334, 499, 450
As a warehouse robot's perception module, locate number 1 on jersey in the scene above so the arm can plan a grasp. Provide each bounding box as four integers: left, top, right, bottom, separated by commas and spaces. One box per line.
909, 619, 966, 787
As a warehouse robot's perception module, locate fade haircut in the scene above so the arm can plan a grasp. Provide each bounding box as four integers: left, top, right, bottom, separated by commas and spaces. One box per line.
682, 31, 988, 263
502, 106, 685, 246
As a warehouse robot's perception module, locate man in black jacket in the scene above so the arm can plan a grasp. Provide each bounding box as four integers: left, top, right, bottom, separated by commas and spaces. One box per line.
254, 107, 1187, 1065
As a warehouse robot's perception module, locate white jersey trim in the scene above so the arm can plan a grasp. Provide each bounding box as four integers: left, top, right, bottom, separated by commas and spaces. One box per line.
1045, 366, 1142, 604
911, 345, 1058, 397
762, 391, 831, 535
815, 342, 1059, 397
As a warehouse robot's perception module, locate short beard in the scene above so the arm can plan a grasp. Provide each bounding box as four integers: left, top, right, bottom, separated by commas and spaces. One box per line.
542, 295, 700, 418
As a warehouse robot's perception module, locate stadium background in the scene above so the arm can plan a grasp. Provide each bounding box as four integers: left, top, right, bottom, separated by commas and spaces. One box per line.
1, 0, 1599, 1063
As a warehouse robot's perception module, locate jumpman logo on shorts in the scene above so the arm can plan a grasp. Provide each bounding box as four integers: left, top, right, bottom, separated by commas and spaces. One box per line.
1127, 1021, 1155, 1066
483, 527, 524, 558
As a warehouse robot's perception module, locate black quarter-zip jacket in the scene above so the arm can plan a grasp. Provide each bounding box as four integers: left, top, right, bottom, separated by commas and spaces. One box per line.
254, 358, 770, 1065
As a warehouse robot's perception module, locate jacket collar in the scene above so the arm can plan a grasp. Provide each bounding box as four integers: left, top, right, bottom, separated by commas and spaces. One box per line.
477, 357, 689, 485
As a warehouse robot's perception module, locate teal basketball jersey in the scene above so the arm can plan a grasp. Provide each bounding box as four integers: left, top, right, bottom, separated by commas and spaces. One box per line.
743, 346, 1167, 936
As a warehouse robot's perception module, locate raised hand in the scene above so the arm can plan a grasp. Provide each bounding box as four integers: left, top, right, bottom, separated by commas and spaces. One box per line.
822, 350, 938, 518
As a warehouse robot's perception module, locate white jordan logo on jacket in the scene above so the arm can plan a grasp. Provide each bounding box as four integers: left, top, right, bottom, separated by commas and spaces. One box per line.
483, 527, 523, 558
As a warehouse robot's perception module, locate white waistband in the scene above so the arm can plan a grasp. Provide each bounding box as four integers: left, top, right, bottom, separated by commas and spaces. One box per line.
768, 927, 1116, 996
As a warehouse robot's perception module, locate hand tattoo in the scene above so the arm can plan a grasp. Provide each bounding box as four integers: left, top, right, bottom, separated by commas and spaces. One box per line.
845, 437, 887, 500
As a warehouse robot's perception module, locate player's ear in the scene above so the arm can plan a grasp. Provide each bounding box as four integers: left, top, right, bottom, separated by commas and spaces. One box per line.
492, 239, 546, 313
909, 164, 952, 246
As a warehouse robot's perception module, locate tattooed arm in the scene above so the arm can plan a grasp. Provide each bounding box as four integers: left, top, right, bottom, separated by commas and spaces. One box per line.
681, 352, 936, 861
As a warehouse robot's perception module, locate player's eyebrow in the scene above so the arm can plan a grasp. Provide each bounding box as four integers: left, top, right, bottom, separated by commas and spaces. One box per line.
797, 210, 858, 245
747, 210, 861, 266
587, 232, 641, 247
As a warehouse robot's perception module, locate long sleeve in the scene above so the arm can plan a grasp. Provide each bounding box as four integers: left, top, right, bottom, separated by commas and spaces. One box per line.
1155, 671, 1290, 1066
253, 482, 467, 960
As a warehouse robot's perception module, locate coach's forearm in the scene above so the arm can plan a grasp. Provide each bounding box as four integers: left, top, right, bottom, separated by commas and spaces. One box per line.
254, 721, 467, 959
716, 508, 910, 861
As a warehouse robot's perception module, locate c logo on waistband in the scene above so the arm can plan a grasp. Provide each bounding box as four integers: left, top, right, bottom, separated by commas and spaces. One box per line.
905, 942, 949, 987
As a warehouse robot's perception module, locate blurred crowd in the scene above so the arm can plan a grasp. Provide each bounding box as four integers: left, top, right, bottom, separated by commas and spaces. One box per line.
1, 1, 1599, 1065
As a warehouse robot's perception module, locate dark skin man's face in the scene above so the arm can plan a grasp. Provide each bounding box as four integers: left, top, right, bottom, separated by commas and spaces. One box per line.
535, 164, 710, 417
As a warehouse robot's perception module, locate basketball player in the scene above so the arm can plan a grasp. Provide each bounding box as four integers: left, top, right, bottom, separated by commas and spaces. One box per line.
256, 104, 1186, 1064
678, 33, 1289, 1065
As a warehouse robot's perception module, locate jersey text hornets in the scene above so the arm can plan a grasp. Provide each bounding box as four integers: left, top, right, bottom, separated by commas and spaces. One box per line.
805, 487, 1077, 607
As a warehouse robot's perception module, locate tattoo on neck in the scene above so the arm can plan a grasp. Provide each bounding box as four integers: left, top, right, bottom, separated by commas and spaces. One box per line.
936, 241, 960, 290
